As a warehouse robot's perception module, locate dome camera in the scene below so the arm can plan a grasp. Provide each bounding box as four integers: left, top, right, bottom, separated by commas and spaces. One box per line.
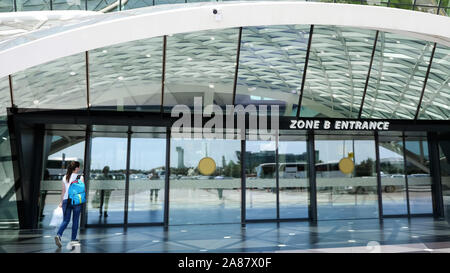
212, 8, 222, 21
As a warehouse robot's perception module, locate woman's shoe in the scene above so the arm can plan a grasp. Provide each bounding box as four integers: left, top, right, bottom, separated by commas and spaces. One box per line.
104, 211, 108, 217
54, 235, 62, 248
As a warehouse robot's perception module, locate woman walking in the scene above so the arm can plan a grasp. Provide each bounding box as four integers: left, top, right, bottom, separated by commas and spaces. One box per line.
54, 161, 84, 248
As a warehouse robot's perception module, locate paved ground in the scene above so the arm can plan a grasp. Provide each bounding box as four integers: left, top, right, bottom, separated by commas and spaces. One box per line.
1, 217, 449, 253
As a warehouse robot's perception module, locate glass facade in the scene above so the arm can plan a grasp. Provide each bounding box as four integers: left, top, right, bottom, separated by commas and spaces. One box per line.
169, 136, 241, 225
1, 119, 447, 229
128, 129, 165, 224
439, 136, 450, 223
0, 4, 448, 229
88, 129, 128, 225
379, 133, 408, 215
315, 134, 379, 220
1, 0, 448, 16
39, 126, 86, 228
404, 134, 433, 214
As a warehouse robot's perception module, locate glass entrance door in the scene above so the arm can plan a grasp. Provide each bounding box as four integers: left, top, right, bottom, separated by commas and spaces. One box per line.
127, 128, 166, 224
87, 126, 128, 225
169, 136, 242, 225
315, 134, 379, 220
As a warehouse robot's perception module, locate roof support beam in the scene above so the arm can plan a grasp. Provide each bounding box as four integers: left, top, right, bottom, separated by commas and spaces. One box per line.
358, 30, 379, 119
296, 24, 314, 118
85, 51, 90, 109
414, 42, 437, 120
8, 75, 14, 108
232, 27, 242, 106
160, 35, 167, 114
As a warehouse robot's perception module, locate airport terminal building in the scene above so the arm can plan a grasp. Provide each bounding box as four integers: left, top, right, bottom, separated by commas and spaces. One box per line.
0, 0, 449, 231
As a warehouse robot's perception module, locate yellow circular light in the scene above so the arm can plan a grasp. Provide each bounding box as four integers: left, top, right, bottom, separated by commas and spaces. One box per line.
339, 157, 354, 174
198, 157, 216, 176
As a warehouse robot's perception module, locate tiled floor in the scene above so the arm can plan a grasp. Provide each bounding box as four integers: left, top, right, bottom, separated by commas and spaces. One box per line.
1, 217, 450, 253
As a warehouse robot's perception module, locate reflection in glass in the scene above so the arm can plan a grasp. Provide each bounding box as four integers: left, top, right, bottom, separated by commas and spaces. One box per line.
0, 119, 18, 227
0, 77, 10, 116
438, 139, 450, 223
0, 0, 14, 12
169, 136, 241, 225
16, 0, 50, 11
379, 135, 408, 215
128, 132, 166, 224
245, 136, 277, 219
39, 129, 85, 227
315, 135, 379, 220
278, 136, 309, 219
12, 53, 87, 110
88, 133, 127, 225
405, 136, 433, 214
53, 0, 85, 10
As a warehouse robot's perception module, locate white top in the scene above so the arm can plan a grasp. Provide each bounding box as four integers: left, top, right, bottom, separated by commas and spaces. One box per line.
62, 173, 84, 200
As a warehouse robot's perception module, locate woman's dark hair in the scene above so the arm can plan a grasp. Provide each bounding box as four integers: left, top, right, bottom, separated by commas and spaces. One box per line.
65, 161, 80, 183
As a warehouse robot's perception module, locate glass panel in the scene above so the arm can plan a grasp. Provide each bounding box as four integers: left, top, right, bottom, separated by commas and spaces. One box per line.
235, 25, 309, 117
0, 77, 10, 116
169, 136, 241, 225
404, 135, 433, 214
128, 131, 165, 224
86, 0, 116, 11
155, 0, 185, 4
278, 135, 309, 219
164, 28, 238, 112
419, 45, 450, 120
53, 0, 85, 10
88, 132, 127, 225
438, 137, 450, 223
315, 134, 379, 220
301, 26, 376, 118
362, 32, 434, 119
89, 37, 163, 111
389, 0, 414, 9
12, 53, 87, 110
124, 0, 155, 10
0, 0, 14, 12
379, 135, 408, 215
0, 118, 18, 228
16, 0, 50, 11
245, 135, 277, 219
39, 129, 85, 228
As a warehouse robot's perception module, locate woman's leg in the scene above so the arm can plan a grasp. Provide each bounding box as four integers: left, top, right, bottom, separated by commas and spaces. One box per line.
57, 200, 72, 237
71, 204, 82, 241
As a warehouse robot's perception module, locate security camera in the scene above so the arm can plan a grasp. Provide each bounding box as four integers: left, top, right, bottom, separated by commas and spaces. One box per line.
212, 8, 222, 21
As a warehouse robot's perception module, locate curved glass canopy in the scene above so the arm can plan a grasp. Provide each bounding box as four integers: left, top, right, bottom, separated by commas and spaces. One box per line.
2, 23, 449, 120
1, 0, 449, 17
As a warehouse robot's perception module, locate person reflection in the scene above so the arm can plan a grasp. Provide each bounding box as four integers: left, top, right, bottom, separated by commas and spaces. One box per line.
148, 170, 159, 202
98, 166, 113, 217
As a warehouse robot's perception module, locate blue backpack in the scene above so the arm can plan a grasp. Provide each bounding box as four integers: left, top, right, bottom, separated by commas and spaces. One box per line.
68, 178, 86, 206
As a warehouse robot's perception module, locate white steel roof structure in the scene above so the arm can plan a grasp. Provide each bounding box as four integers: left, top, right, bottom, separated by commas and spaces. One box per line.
0, 2, 449, 120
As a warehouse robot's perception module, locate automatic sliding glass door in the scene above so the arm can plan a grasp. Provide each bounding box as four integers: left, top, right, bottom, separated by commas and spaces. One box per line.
315, 134, 379, 220
87, 127, 128, 225
127, 128, 166, 224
